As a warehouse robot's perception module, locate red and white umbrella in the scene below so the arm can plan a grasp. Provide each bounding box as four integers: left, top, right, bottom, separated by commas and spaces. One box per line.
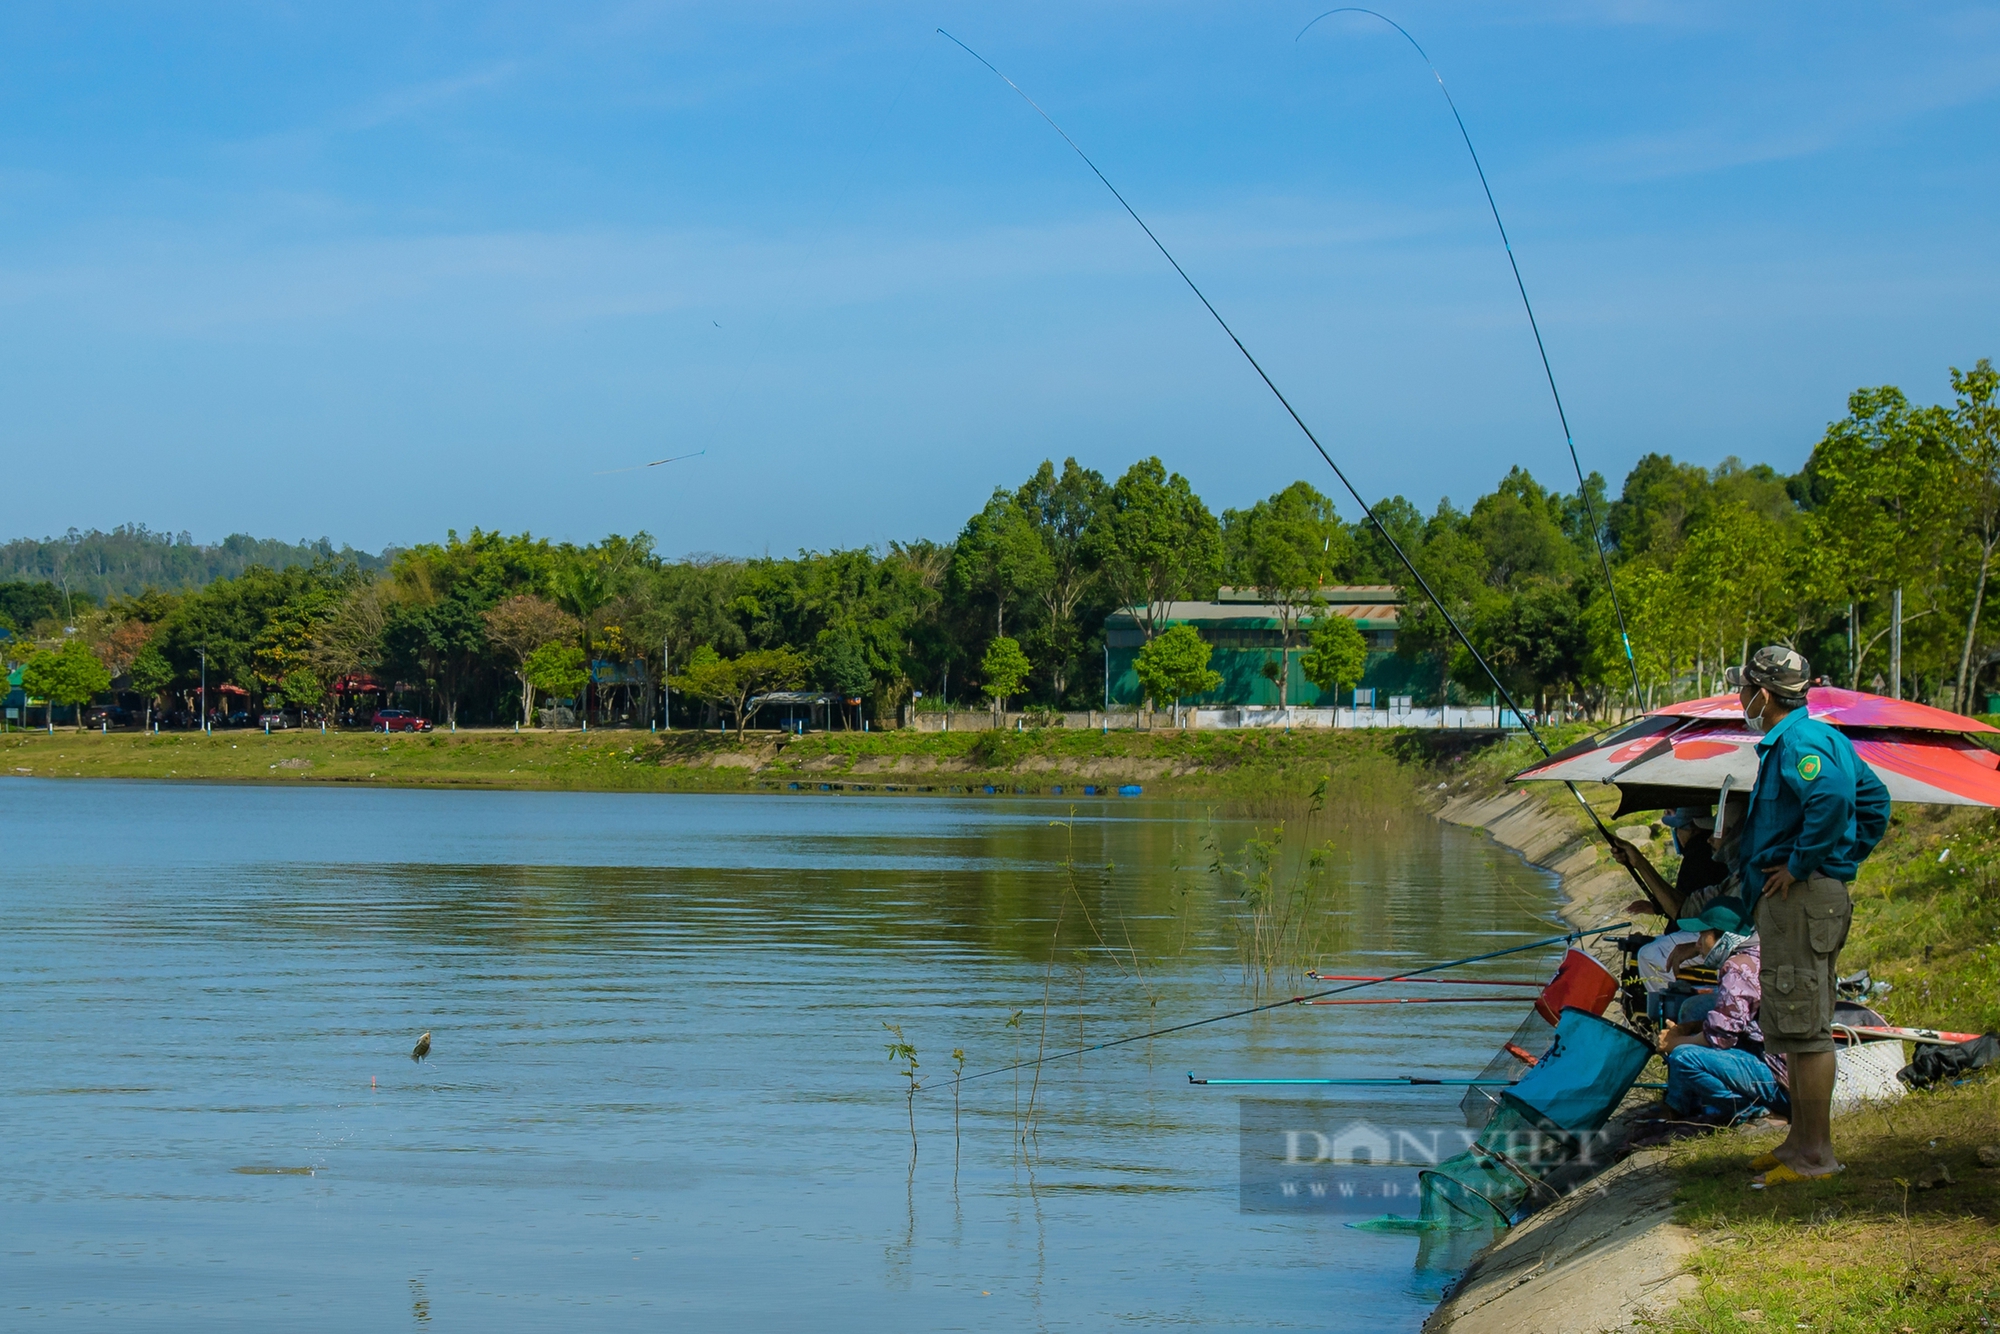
1514, 688, 2000, 809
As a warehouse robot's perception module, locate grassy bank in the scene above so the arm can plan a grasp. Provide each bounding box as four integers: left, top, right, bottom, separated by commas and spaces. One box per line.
1421, 723, 2000, 1332
1655, 1080, 2000, 1333
0, 723, 1482, 800
1651, 806, 2000, 1331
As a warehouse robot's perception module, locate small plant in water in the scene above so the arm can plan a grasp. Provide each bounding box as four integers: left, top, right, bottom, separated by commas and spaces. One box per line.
882, 1021, 921, 1169
1004, 1009, 1025, 1140
951, 1047, 966, 1185
1209, 791, 1349, 999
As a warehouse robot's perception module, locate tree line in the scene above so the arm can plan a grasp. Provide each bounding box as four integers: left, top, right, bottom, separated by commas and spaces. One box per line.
4, 359, 1996, 729
0, 523, 390, 602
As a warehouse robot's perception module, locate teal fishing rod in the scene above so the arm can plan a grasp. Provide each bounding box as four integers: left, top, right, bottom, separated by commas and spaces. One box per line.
1296, 9, 1643, 703
1191, 1075, 1669, 1089
946, 922, 1629, 1088
938, 31, 1666, 916
1189, 1075, 1514, 1086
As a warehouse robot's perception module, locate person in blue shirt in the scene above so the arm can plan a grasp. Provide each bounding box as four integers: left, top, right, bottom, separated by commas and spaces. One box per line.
1724, 646, 1890, 1185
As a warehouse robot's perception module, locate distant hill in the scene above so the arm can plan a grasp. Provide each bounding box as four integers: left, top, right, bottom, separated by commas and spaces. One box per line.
0, 525, 392, 602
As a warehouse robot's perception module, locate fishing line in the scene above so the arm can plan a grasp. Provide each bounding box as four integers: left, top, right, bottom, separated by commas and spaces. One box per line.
621, 37, 936, 488
946, 922, 1628, 1088
936, 29, 1664, 912
1295, 9, 1640, 702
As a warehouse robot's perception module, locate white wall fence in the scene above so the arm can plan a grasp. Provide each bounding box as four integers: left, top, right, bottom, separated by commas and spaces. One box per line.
1187, 705, 1521, 730
902, 705, 1524, 732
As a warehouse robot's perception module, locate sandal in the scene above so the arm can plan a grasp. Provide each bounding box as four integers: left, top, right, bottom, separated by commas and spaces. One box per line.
1748, 1152, 1782, 1172
1752, 1162, 1843, 1188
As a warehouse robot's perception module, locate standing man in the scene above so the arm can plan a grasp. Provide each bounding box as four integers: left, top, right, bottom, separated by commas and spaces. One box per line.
1725, 646, 1890, 1183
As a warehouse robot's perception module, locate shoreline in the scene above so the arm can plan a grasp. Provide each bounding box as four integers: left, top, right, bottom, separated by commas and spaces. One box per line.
1425, 767, 1700, 1333
0, 723, 1496, 801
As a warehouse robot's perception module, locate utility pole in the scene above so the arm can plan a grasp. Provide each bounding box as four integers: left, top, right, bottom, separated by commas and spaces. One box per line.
1848, 603, 1857, 690
1891, 588, 1904, 701
200, 648, 208, 735
663, 638, 670, 731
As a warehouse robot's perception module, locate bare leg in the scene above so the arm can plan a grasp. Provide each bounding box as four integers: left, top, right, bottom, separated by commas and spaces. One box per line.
1774, 1051, 1839, 1174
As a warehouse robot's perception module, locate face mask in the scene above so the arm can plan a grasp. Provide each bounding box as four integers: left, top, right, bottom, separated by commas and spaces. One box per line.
1743, 692, 1770, 734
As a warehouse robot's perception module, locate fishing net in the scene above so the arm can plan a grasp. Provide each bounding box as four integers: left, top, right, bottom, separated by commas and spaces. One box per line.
1458, 950, 1619, 1130
1458, 1010, 1556, 1129
1363, 1007, 1653, 1234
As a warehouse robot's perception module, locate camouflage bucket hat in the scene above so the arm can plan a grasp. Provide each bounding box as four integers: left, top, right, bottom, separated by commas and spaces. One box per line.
1723, 646, 1810, 704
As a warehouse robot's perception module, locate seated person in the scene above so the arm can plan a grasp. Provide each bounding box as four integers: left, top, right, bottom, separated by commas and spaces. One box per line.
1657, 902, 1787, 1124
1609, 803, 1740, 993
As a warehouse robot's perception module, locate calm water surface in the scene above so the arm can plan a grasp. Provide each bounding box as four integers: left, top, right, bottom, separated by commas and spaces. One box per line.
1, 779, 1565, 1330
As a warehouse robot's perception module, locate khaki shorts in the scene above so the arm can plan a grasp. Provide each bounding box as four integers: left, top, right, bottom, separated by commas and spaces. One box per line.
1755, 874, 1853, 1056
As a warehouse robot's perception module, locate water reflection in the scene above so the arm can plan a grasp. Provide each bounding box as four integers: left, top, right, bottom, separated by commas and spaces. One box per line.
1, 780, 1564, 1331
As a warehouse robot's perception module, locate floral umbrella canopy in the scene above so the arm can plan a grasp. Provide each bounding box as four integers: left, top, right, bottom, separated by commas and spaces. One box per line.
1513, 688, 2000, 812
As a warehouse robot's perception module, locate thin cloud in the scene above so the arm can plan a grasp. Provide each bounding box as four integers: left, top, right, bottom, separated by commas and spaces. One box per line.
345, 63, 521, 131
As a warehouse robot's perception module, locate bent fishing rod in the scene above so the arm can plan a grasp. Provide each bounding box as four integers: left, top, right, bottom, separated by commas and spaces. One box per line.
1295, 9, 1641, 702
1189, 1074, 1512, 1086
936, 30, 1665, 915
946, 922, 1628, 1088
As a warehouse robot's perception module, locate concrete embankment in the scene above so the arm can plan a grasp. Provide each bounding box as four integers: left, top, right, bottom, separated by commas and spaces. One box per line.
1423, 776, 1698, 1334
1433, 783, 1637, 958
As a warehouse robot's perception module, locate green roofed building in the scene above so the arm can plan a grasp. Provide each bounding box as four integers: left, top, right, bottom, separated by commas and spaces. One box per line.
1102, 586, 1440, 708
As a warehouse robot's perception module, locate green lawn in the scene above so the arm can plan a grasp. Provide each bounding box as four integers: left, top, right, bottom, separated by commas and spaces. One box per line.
0, 722, 1454, 799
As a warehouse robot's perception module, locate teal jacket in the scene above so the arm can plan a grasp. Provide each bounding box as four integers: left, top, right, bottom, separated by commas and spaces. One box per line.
1736, 708, 1890, 908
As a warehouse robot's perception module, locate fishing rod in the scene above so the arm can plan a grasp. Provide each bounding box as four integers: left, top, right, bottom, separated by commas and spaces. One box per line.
1194, 1075, 1669, 1089
946, 922, 1628, 1088
1305, 995, 1524, 1006
937, 30, 1665, 916
1295, 9, 1641, 704
1190, 1074, 1514, 1086
1306, 972, 1540, 987
593, 448, 706, 477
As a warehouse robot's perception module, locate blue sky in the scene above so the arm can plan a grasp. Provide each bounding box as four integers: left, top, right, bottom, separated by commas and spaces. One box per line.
2, 2, 1997, 557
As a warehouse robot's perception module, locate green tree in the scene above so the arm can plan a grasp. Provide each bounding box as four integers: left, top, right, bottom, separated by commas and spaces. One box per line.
1098, 458, 1222, 641
524, 643, 589, 726
1671, 503, 1789, 681
546, 534, 651, 722
1475, 579, 1588, 718
669, 645, 811, 739
1467, 467, 1579, 588
1015, 458, 1107, 699
484, 594, 576, 727
1948, 360, 2000, 711
1224, 481, 1346, 707
1132, 623, 1221, 725
155, 560, 363, 699
1299, 613, 1368, 701
1584, 564, 1682, 706
128, 642, 175, 730
979, 636, 1031, 715
22, 638, 112, 729
816, 625, 874, 729
1804, 385, 1956, 690
949, 490, 1050, 641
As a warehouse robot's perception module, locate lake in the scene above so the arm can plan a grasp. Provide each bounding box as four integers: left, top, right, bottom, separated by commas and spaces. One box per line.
0, 778, 1567, 1330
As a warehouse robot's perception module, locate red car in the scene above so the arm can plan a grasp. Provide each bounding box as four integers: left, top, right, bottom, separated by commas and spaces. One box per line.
372, 708, 434, 733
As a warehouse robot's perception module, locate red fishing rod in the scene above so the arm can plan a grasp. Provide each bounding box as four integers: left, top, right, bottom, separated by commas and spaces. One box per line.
1304, 996, 1524, 1006
1306, 972, 1541, 987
